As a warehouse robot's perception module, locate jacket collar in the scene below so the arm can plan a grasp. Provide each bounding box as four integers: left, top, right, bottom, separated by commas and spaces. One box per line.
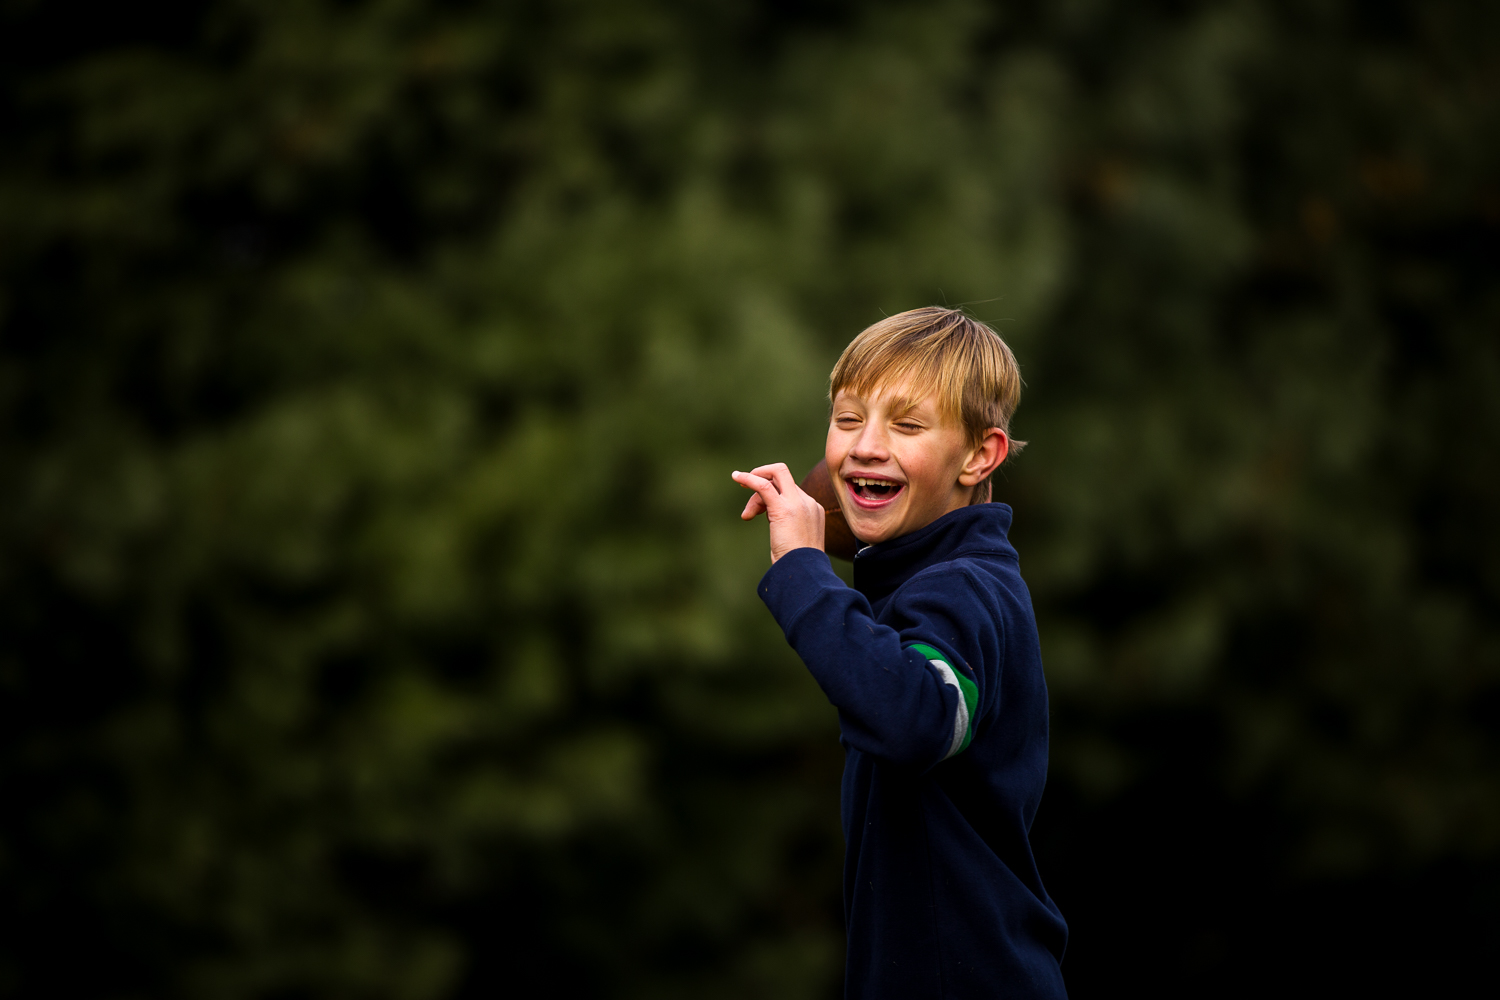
852, 503, 1017, 604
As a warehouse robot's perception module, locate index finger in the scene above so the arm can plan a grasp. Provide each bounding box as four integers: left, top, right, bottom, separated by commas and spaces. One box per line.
732, 468, 793, 515
747, 463, 798, 496
731, 469, 779, 500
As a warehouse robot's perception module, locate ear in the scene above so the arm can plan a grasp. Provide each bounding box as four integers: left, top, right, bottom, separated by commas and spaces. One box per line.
957, 427, 1009, 487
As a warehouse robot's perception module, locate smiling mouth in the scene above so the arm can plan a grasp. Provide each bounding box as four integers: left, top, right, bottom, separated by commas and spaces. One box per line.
846, 476, 905, 508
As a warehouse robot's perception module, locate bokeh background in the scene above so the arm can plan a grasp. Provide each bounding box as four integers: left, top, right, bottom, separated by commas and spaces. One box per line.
3, 0, 1498, 996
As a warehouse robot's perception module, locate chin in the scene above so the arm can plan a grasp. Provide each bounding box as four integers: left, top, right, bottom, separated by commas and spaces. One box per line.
848, 515, 901, 546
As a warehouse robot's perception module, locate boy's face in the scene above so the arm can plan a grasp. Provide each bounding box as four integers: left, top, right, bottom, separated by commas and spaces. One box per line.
826, 382, 1003, 545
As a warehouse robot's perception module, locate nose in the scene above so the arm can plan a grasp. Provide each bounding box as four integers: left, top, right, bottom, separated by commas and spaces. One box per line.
850, 420, 891, 463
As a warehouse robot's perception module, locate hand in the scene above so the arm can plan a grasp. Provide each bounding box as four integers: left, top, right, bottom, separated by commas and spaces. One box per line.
732, 463, 827, 563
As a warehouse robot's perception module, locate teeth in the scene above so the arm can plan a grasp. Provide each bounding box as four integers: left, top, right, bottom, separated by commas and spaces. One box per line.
850, 477, 900, 487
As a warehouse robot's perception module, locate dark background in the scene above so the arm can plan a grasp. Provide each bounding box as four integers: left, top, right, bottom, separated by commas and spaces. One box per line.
2, 0, 1497, 996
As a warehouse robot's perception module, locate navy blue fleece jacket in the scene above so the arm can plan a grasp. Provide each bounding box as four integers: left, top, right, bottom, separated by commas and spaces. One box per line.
758, 503, 1067, 1000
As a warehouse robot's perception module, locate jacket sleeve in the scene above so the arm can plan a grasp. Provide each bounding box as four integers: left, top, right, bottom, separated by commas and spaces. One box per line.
758, 547, 993, 769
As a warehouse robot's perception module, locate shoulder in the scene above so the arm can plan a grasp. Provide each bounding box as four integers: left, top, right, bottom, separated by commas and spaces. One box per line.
898, 551, 1017, 611
889, 552, 1036, 662
883, 557, 1010, 656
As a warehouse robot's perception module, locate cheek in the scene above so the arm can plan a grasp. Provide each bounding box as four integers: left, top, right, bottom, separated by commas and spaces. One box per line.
825, 436, 851, 476
907, 458, 940, 493
892, 443, 957, 496
892, 441, 928, 473
826, 421, 860, 452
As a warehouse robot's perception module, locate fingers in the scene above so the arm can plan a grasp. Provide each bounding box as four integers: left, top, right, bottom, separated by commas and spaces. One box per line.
748, 463, 797, 496
732, 464, 827, 562
733, 468, 786, 498
731, 470, 779, 520
732, 463, 811, 521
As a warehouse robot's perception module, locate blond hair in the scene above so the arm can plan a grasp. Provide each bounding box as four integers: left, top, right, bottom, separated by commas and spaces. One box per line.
828, 308, 1025, 502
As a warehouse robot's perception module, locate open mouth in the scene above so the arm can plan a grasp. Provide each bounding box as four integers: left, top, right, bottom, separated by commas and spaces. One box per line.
846, 476, 905, 508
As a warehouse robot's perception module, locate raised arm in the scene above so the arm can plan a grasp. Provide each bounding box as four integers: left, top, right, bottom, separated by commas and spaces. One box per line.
757, 548, 993, 769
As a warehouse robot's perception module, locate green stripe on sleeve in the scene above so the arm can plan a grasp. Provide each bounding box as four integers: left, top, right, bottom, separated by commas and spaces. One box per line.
908, 643, 978, 757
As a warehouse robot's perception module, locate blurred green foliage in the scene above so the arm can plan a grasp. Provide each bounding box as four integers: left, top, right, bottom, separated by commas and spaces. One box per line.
1, 0, 1497, 996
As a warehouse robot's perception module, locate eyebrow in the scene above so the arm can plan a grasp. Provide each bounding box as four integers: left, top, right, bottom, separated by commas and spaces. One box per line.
835, 389, 938, 422
887, 396, 933, 421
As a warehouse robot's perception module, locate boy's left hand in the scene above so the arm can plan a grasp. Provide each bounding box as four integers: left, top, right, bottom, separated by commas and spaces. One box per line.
732, 463, 827, 563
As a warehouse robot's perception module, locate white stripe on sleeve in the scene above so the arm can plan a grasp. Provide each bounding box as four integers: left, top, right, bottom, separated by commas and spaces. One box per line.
927, 658, 970, 760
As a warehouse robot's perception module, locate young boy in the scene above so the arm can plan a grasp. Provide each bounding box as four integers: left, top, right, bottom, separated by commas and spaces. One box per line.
732, 307, 1067, 999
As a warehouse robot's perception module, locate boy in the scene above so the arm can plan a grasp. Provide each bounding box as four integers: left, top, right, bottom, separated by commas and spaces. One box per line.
732, 307, 1067, 999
